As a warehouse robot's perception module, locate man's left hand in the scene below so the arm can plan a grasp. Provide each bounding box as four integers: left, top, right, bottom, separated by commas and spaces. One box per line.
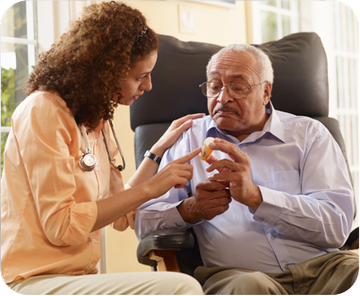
205, 138, 263, 211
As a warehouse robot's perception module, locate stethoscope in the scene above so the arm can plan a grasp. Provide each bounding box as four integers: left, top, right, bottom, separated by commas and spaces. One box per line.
79, 120, 126, 172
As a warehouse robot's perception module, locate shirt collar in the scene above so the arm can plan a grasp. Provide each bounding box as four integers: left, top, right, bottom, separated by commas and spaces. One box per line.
205, 101, 286, 144
262, 102, 286, 143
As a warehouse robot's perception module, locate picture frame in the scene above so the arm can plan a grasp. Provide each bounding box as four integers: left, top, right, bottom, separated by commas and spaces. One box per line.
188, 0, 237, 8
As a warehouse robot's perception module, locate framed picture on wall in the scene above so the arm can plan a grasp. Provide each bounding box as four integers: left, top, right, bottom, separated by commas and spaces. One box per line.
189, 0, 236, 8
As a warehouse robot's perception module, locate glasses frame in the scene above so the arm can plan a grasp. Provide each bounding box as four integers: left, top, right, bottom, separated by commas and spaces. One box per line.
199, 81, 267, 100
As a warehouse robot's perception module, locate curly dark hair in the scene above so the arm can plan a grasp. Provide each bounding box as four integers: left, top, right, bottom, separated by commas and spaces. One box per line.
24, 1, 158, 130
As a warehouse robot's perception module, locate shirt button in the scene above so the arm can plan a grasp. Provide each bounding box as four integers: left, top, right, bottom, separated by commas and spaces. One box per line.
89, 264, 93, 268
94, 139, 98, 144
93, 238, 98, 243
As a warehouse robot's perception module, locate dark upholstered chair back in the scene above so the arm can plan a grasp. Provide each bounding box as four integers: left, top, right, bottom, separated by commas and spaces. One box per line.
130, 33, 349, 173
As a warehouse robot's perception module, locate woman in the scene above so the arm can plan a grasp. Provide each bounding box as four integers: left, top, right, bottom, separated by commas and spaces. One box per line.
1, 2, 204, 294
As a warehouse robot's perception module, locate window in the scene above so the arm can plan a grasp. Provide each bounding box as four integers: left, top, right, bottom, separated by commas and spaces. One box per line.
251, 0, 299, 43
1, 1, 38, 174
251, 1, 359, 221
333, 2, 359, 205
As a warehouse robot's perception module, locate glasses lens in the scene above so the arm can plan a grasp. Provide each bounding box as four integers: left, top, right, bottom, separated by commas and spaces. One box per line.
205, 82, 222, 98
229, 83, 248, 99
200, 82, 250, 99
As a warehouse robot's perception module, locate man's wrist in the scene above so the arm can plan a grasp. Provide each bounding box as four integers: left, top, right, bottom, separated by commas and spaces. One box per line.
247, 186, 263, 211
177, 198, 201, 224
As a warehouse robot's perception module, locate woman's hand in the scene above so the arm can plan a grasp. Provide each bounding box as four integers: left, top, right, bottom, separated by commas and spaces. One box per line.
126, 209, 137, 229
144, 147, 202, 199
93, 148, 201, 232
151, 113, 205, 157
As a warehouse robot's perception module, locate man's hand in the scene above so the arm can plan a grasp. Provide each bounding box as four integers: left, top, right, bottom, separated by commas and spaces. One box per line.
177, 180, 231, 223
206, 138, 263, 211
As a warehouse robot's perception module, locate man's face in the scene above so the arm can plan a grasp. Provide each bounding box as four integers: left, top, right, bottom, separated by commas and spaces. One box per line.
207, 51, 271, 141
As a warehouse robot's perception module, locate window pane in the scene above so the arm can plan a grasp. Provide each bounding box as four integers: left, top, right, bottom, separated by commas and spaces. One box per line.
1, 1, 28, 39
282, 15, 291, 37
264, 1, 277, 7
1, 43, 29, 127
336, 57, 345, 109
349, 58, 358, 109
1, 132, 9, 175
334, 2, 342, 51
339, 115, 346, 139
261, 11, 277, 42
1, 1, 37, 177
281, 1, 290, 10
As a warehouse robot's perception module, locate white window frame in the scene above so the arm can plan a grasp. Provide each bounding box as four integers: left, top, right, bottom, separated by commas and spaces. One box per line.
250, 0, 299, 44
331, 1, 359, 215
1, 1, 37, 158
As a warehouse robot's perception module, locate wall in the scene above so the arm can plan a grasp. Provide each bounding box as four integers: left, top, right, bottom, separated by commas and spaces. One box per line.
108, 0, 248, 273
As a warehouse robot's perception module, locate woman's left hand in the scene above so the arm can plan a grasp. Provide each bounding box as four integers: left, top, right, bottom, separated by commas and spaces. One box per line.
151, 113, 205, 157
126, 209, 137, 229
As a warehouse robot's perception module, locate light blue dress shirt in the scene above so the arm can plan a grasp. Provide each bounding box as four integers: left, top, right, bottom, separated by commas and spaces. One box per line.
135, 106, 354, 273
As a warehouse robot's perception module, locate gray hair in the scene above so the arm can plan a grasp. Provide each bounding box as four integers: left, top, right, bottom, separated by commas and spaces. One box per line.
206, 44, 274, 84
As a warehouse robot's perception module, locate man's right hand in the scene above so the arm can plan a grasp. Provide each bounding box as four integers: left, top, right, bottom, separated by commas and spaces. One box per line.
177, 180, 231, 223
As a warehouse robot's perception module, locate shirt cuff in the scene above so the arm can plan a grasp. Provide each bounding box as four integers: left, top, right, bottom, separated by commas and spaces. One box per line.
252, 186, 284, 228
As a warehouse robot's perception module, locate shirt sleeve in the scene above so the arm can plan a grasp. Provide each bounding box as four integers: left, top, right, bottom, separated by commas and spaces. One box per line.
12, 94, 98, 246
135, 135, 192, 240
254, 126, 354, 248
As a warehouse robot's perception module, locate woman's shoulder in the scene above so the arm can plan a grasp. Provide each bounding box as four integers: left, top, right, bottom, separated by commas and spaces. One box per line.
13, 91, 73, 121
11, 91, 78, 136
20, 91, 68, 110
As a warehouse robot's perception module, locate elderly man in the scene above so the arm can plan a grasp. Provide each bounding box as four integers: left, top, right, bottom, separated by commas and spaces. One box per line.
135, 44, 358, 294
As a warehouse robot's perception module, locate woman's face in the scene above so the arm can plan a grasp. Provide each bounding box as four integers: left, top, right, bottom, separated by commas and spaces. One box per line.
115, 51, 158, 106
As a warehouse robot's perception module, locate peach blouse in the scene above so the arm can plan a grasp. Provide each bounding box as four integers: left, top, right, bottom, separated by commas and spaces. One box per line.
1, 91, 128, 283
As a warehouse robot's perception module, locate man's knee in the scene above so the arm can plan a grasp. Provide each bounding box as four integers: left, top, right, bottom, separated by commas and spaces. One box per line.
230, 271, 285, 294
204, 270, 286, 295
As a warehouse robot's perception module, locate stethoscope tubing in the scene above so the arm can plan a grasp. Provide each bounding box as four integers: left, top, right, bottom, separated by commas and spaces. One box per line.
79, 120, 125, 172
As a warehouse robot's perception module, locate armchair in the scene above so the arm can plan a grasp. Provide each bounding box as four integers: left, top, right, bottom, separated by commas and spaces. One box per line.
130, 33, 358, 275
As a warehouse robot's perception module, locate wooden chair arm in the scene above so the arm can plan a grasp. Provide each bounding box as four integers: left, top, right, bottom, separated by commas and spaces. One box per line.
137, 229, 194, 271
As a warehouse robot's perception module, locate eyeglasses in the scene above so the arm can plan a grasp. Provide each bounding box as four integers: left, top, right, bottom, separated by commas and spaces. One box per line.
199, 81, 267, 100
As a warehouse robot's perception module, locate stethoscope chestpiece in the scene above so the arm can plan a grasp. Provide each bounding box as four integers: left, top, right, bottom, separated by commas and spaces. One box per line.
78, 121, 125, 172
79, 150, 98, 171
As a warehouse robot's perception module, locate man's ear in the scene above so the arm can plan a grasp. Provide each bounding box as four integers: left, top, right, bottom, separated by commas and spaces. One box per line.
263, 82, 272, 105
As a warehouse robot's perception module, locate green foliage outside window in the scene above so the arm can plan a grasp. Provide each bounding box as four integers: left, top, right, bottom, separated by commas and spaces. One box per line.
1, 67, 15, 174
